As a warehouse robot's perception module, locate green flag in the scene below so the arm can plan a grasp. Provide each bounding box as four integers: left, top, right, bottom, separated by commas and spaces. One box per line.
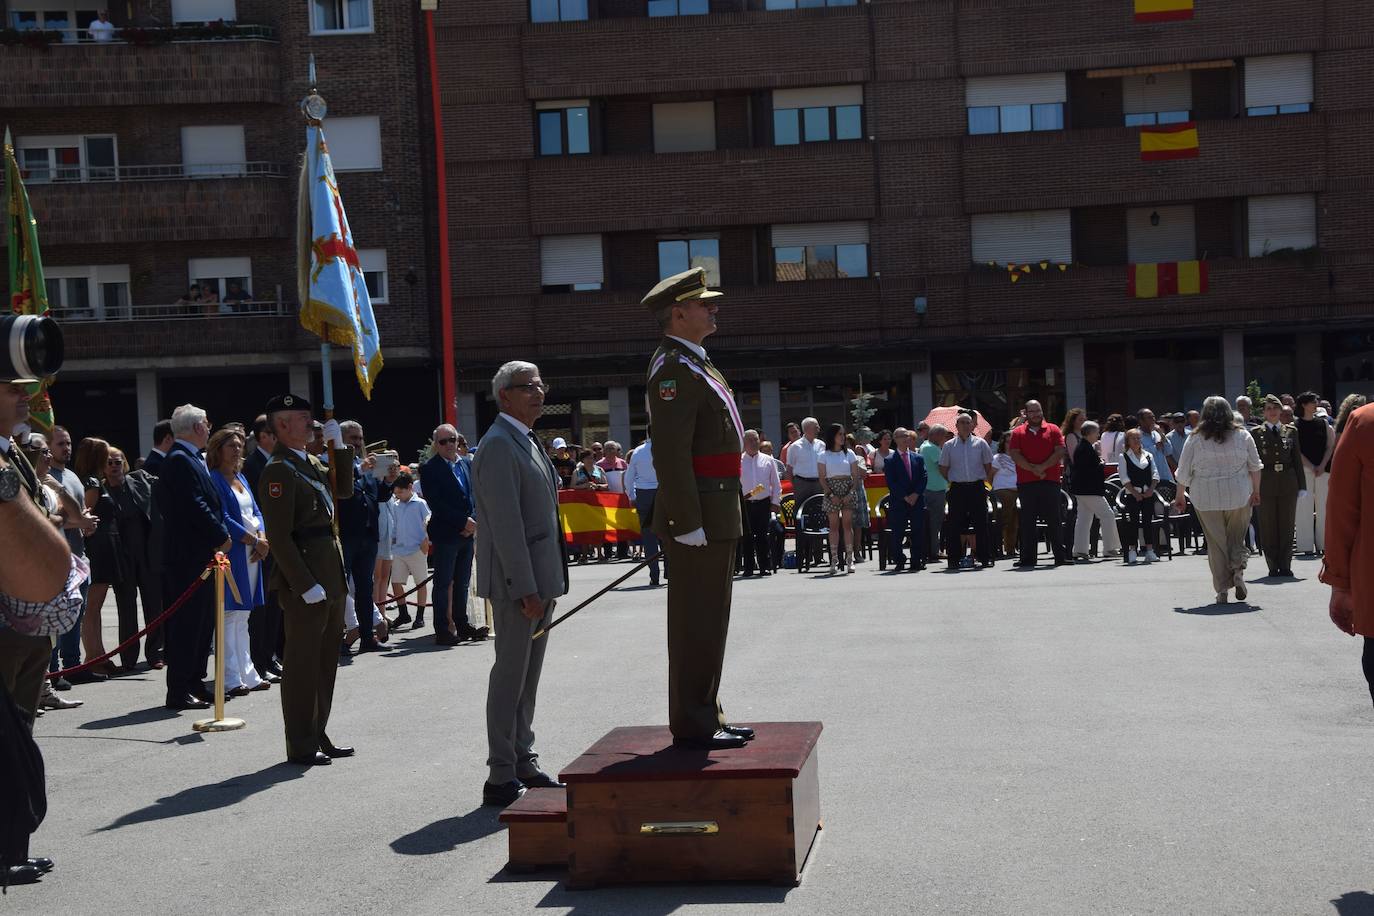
5, 126, 55, 436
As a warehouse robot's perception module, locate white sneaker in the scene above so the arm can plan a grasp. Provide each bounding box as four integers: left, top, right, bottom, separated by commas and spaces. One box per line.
1126, 548, 1137, 564
1144, 549, 1159, 563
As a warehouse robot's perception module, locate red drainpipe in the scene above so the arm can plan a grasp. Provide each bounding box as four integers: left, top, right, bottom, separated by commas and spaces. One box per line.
425, 6, 457, 426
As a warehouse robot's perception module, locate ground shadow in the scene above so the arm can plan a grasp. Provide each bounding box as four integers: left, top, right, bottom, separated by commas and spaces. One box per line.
1174, 602, 1260, 616
1331, 891, 1374, 915
80, 705, 182, 730
96, 762, 305, 832
390, 806, 503, 855
532, 881, 793, 914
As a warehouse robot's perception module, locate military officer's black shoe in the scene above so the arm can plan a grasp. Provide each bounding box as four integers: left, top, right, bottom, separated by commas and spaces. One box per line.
483, 780, 526, 807
321, 742, 355, 758
672, 730, 748, 750
519, 770, 565, 789
288, 751, 332, 766
27, 857, 54, 873
5, 864, 41, 884
721, 724, 756, 741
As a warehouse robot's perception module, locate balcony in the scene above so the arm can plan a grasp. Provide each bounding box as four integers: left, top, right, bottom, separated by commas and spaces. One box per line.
13, 169, 292, 245
520, 6, 870, 99
960, 113, 1327, 214
524, 143, 875, 235
61, 311, 304, 364
0, 25, 281, 108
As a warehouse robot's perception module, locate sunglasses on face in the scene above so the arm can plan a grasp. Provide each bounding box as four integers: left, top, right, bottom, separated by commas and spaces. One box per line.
107, 458, 123, 466
437, 437, 458, 446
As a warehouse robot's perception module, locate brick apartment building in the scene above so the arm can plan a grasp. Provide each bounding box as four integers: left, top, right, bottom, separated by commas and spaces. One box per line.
0, 0, 439, 456
436, 0, 1374, 447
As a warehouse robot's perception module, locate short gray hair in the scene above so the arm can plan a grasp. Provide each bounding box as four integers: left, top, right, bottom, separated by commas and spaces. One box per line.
929, 423, 949, 438
1235, 395, 1252, 408
801, 417, 819, 432
170, 404, 206, 437
1080, 420, 1100, 436
604, 439, 622, 452
339, 420, 363, 440
492, 360, 539, 400
743, 429, 760, 443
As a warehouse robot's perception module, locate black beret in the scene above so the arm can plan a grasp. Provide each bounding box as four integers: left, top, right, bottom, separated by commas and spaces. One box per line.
265, 393, 312, 415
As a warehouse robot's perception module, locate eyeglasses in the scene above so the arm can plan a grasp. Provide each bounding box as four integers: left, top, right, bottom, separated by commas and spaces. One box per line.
436, 437, 458, 446
106, 457, 124, 466
506, 382, 550, 395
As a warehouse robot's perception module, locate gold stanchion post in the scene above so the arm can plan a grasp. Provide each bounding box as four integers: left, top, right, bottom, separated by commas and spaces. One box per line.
194, 553, 246, 733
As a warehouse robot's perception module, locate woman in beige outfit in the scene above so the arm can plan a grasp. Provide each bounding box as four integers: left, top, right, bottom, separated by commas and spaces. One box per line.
1174, 396, 1263, 604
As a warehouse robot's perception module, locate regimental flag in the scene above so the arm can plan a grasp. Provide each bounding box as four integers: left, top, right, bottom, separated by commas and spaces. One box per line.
1134, 0, 1193, 22
1140, 121, 1199, 161
296, 123, 382, 399
559, 490, 642, 545
4, 126, 55, 436
1128, 260, 1209, 298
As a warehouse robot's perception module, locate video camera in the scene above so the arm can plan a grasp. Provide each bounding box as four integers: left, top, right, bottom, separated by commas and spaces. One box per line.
0, 314, 64, 382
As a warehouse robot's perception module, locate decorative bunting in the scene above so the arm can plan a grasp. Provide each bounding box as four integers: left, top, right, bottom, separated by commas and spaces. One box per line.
1134, 0, 1193, 22
1128, 260, 1208, 298
1140, 121, 1199, 160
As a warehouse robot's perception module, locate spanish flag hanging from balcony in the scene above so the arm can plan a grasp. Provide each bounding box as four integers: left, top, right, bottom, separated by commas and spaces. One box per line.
559, 489, 642, 545
1128, 260, 1208, 298
1140, 121, 1199, 160
1134, 0, 1193, 22
296, 123, 383, 399
4, 127, 55, 436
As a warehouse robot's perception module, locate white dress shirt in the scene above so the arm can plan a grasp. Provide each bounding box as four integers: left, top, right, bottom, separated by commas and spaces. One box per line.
740, 449, 782, 504
623, 440, 658, 498
787, 436, 824, 478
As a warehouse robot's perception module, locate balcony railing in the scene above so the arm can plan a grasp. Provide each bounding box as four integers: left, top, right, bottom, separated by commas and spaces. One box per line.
50, 299, 294, 323
0, 23, 277, 47
21, 161, 287, 185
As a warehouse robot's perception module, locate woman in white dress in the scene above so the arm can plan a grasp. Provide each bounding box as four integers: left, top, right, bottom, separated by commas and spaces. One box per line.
818, 423, 865, 575
207, 428, 268, 696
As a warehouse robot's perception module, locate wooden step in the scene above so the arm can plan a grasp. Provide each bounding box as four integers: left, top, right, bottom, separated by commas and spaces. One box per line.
498, 786, 569, 872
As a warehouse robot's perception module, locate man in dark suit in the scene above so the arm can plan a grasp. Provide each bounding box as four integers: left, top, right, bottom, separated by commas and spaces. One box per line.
142, 419, 173, 476
243, 414, 274, 493
421, 423, 486, 646
883, 427, 927, 572
337, 420, 394, 653
153, 404, 230, 710
104, 454, 163, 669
243, 414, 281, 680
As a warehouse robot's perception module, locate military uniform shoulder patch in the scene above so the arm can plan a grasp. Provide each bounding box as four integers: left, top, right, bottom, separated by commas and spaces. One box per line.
658, 379, 677, 401
268, 482, 283, 498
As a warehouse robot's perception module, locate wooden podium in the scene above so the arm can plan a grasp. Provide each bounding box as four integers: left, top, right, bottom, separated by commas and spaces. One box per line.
553, 721, 823, 889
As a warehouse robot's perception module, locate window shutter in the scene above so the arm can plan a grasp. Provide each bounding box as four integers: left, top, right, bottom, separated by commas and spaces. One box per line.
772, 86, 864, 110
770, 222, 869, 248
181, 125, 246, 176
1126, 205, 1196, 262
358, 249, 387, 273
540, 235, 604, 286
1244, 54, 1313, 109
188, 256, 252, 283
1122, 70, 1192, 114
969, 210, 1071, 264
324, 116, 383, 171
170, 0, 237, 22
652, 101, 716, 153
1247, 194, 1316, 256
964, 73, 1067, 108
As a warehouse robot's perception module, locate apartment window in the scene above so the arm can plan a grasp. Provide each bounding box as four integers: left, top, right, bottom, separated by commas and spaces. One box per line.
1122, 71, 1191, 127
772, 86, 863, 145
181, 125, 246, 177
1245, 54, 1313, 117
965, 73, 1066, 135
536, 101, 591, 157
325, 116, 383, 171
658, 238, 720, 286
1247, 194, 1317, 256
9, 6, 99, 35
312, 0, 371, 33
648, 0, 707, 16
1127, 205, 1196, 263
531, 0, 587, 22
15, 135, 117, 183
970, 210, 1071, 265
540, 235, 603, 293
771, 223, 868, 281
44, 265, 129, 321
652, 101, 715, 153
188, 257, 252, 309
765, 0, 856, 9
172, 0, 237, 22
359, 249, 388, 303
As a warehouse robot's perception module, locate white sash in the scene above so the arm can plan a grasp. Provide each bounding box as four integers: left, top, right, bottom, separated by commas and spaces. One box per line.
678, 356, 744, 449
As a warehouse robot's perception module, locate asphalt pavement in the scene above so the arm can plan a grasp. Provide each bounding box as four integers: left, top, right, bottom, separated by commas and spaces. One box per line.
14, 550, 1374, 916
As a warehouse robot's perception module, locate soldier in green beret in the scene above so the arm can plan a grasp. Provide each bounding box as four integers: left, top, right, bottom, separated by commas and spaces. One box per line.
643, 268, 754, 751
1254, 394, 1305, 577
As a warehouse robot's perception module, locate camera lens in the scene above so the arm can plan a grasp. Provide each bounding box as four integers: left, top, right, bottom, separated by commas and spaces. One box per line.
0, 315, 65, 382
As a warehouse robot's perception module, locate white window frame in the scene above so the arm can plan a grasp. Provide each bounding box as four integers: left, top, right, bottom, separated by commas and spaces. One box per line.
15, 134, 119, 184
323, 116, 383, 172
309, 0, 374, 35
359, 249, 388, 303
8, 5, 99, 39
44, 264, 130, 321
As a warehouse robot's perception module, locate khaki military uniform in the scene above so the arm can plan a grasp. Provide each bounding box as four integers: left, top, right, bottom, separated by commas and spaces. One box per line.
647, 336, 744, 740
1254, 422, 1305, 575
257, 443, 353, 760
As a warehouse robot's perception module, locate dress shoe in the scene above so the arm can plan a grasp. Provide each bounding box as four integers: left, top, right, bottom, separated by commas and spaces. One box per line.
267, 661, 285, 677
226, 686, 251, 698
321, 742, 355, 758
461, 626, 490, 642
357, 641, 390, 654
149, 659, 165, 670
742, 569, 754, 578
52, 677, 72, 691
165, 694, 210, 710
483, 780, 527, 807
27, 857, 54, 873
40, 692, 83, 710
69, 670, 108, 684
413, 611, 425, 628
519, 770, 565, 789
435, 632, 460, 646
672, 730, 749, 750
722, 724, 756, 740
5, 864, 41, 884
250, 681, 272, 691
893, 560, 906, 572
287, 751, 332, 766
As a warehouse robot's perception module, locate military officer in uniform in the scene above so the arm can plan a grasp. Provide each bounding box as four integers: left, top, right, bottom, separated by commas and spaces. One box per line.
256, 395, 356, 766
1254, 394, 1305, 577
643, 268, 754, 751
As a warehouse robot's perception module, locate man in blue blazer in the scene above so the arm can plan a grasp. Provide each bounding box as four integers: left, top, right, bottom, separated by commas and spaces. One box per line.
338, 420, 394, 653
883, 427, 927, 572
153, 404, 231, 709
421, 423, 487, 645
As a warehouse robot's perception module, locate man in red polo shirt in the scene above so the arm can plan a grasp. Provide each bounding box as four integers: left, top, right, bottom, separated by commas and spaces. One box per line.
1008, 399, 1070, 567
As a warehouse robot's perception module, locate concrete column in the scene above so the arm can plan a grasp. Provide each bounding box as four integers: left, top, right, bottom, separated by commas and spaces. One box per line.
1294, 331, 1323, 393
288, 363, 310, 398
1063, 337, 1087, 409
1222, 330, 1245, 401
608, 385, 630, 448
135, 370, 158, 453
910, 355, 933, 424
457, 392, 478, 439
760, 378, 781, 446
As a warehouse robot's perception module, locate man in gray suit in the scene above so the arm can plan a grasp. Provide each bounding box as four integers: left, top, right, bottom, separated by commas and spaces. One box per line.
473, 360, 569, 807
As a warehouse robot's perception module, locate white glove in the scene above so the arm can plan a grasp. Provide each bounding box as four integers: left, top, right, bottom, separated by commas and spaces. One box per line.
673, 527, 707, 547
302, 583, 327, 605
322, 419, 342, 448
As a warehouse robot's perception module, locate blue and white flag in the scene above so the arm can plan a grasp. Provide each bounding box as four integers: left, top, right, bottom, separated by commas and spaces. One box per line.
297, 123, 382, 399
